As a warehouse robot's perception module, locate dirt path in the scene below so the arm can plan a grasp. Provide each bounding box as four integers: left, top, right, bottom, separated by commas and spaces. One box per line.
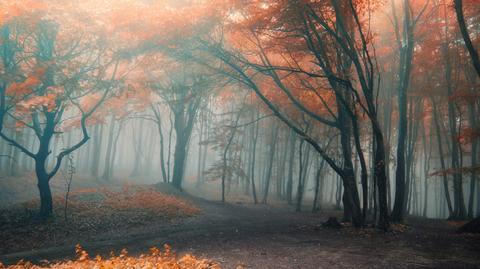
1, 195, 479, 268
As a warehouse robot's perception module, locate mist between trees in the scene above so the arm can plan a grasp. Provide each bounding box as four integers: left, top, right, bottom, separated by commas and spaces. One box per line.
0, 0, 479, 232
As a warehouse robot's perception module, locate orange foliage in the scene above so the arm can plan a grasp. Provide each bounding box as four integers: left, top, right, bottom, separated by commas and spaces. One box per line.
0, 244, 219, 269
100, 187, 200, 216
5, 67, 46, 98
0, 0, 46, 26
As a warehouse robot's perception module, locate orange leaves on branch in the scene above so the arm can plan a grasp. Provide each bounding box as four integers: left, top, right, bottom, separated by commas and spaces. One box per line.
79, 93, 101, 113
5, 66, 46, 98
6, 67, 63, 114
16, 94, 57, 113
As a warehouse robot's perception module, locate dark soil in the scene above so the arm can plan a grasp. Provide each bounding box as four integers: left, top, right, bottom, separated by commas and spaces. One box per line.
458, 217, 480, 234
1, 188, 479, 269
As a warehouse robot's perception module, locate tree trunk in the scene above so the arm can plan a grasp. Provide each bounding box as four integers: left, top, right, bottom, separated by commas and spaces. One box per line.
101, 116, 116, 180
90, 124, 103, 178
262, 122, 278, 204
172, 133, 188, 189
313, 158, 326, 212
286, 130, 296, 204
467, 102, 478, 218
37, 171, 53, 218
391, 0, 415, 222
35, 132, 54, 218
296, 139, 306, 212
250, 111, 260, 204
431, 98, 454, 215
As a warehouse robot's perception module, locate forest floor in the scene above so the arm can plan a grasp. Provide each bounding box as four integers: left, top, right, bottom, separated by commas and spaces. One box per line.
0, 176, 479, 268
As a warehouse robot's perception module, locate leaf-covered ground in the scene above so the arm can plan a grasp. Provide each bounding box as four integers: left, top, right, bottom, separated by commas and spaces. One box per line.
0, 178, 479, 268
0, 185, 199, 255
0, 245, 219, 269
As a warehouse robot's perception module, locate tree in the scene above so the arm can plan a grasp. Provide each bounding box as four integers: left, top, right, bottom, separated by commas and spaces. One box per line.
149, 60, 212, 189
0, 5, 122, 218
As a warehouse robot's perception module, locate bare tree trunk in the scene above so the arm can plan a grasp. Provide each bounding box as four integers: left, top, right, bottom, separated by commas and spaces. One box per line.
101, 115, 116, 180
152, 106, 168, 183
221, 111, 242, 203
90, 124, 103, 178
286, 130, 296, 204
432, 98, 454, 215
391, 0, 415, 223
313, 157, 326, 212
196, 110, 205, 186
250, 111, 260, 204
262, 121, 278, 204
109, 120, 124, 180
277, 130, 289, 199
296, 139, 306, 212
130, 120, 144, 177
467, 102, 478, 218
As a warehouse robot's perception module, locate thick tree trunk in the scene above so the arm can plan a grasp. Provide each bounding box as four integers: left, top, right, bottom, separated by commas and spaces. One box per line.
337, 104, 363, 226
373, 127, 390, 230
172, 134, 188, 189
35, 132, 54, 218
37, 171, 53, 218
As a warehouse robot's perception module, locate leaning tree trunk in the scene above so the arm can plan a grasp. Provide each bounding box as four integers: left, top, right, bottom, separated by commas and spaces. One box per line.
453, 0, 480, 77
